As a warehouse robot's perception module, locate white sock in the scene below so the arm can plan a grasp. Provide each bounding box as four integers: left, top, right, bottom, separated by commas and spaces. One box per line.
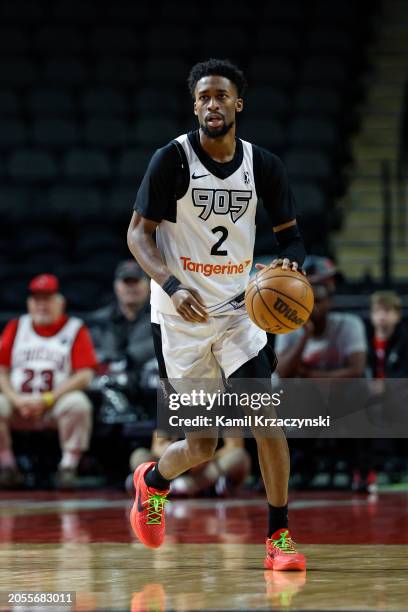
60, 451, 81, 470
0, 450, 17, 469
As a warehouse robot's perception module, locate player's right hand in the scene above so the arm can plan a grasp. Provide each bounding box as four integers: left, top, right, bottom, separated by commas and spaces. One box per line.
171, 287, 208, 323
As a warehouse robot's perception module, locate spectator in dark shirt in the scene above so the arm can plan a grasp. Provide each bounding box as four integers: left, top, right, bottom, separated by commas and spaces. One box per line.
89, 260, 154, 368
367, 290, 408, 379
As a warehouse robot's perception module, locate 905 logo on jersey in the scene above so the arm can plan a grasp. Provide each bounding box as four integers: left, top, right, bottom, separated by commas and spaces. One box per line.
192, 189, 252, 223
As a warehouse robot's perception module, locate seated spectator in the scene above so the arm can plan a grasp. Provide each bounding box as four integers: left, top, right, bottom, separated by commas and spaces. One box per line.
275, 261, 368, 492
89, 260, 154, 368
127, 433, 250, 498
367, 290, 408, 379
88, 261, 156, 416
351, 291, 408, 494
275, 281, 367, 379
0, 274, 97, 488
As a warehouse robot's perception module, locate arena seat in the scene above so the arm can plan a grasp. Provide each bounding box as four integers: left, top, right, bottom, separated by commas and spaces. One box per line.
239, 119, 285, 151
84, 118, 129, 149
285, 149, 332, 181
80, 88, 129, 116
0, 28, 29, 54
145, 26, 194, 55
301, 57, 348, 86
95, 59, 142, 85
89, 27, 141, 56
132, 118, 179, 147
32, 118, 79, 148
47, 185, 103, 221
0, 59, 38, 85
118, 149, 152, 182
0, 120, 27, 148
0, 90, 19, 115
43, 59, 88, 85
33, 26, 85, 54
198, 27, 248, 57
62, 149, 111, 182
249, 57, 297, 87
108, 187, 137, 221
256, 26, 300, 54
144, 58, 189, 84
134, 87, 180, 115
294, 87, 342, 116
287, 117, 338, 148
263, 1, 305, 24
28, 88, 75, 116
246, 87, 290, 117
306, 28, 353, 55
8, 149, 57, 182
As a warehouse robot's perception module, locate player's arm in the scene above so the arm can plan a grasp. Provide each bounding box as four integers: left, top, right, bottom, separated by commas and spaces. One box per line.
253, 147, 306, 272
127, 143, 207, 323
127, 213, 207, 323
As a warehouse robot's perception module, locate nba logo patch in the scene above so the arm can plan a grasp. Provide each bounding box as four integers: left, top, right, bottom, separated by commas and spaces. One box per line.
243, 171, 250, 184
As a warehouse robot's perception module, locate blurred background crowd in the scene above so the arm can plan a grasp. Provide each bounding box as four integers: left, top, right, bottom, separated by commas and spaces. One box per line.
0, 0, 407, 495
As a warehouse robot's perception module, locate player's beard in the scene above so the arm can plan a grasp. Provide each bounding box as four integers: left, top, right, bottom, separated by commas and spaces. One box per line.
201, 119, 234, 139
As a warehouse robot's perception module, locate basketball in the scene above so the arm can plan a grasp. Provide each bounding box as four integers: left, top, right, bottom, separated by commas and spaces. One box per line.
245, 266, 314, 334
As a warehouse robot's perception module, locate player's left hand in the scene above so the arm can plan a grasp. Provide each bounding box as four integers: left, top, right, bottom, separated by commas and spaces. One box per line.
255, 258, 305, 273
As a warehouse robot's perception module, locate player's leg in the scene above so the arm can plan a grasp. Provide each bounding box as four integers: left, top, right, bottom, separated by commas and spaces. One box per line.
147, 316, 220, 484
169, 437, 248, 497
230, 349, 305, 570
229, 349, 290, 517
217, 313, 305, 570
130, 316, 220, 548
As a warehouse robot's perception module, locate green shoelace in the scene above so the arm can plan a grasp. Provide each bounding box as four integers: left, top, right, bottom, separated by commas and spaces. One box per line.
271, 530, 297, 554
144, 492, 169, 525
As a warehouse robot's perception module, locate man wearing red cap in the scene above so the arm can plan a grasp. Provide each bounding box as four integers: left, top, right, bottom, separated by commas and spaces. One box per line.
0, 274, 98, 488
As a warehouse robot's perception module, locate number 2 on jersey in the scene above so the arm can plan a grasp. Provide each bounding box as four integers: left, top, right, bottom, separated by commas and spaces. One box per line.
211, 226, 228, 256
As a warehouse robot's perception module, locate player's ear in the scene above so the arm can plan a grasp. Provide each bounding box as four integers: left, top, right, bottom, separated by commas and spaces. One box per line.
193, 100, 198, 116
236, 98, 244, 113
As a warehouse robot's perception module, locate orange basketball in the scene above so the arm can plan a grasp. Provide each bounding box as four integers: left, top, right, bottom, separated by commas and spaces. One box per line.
245, 267, 314, 334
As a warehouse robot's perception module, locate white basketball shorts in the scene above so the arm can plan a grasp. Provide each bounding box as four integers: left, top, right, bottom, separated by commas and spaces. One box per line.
154, 309, 267, 380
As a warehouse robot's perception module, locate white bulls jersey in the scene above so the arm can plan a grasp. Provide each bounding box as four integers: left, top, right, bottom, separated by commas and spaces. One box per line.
134, 130, 299, 319
10, 314, 82, 393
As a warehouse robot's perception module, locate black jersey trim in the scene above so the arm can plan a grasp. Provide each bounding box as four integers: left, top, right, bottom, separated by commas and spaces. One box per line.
188, 130, 244, 180
173, 139, 190, 200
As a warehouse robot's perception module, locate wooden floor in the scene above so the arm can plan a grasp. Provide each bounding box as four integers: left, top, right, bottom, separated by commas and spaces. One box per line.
0, 491, 407, 611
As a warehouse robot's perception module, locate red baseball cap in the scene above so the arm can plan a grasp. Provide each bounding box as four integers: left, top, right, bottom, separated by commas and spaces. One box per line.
29, 274, 59, 295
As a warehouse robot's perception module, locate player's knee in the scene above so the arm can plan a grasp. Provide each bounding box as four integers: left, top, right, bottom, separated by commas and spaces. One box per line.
187, 437, 217, 463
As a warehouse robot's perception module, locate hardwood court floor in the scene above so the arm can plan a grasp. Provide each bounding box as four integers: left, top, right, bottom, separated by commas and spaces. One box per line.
0, 491, 407, 611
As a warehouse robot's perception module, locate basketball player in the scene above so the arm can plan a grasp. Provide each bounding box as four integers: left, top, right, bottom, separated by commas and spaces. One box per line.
127, 59, 306, 570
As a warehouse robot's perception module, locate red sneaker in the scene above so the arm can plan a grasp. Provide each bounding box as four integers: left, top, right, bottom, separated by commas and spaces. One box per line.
264, 529, 306, 571
130, 462, 169, 549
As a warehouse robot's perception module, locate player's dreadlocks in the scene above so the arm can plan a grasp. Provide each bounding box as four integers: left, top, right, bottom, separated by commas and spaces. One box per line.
187, 59, 247, 98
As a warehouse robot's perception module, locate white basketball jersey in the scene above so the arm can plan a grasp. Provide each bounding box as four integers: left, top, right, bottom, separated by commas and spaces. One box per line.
151, 133, 258, 316
10, 314, 82, 393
